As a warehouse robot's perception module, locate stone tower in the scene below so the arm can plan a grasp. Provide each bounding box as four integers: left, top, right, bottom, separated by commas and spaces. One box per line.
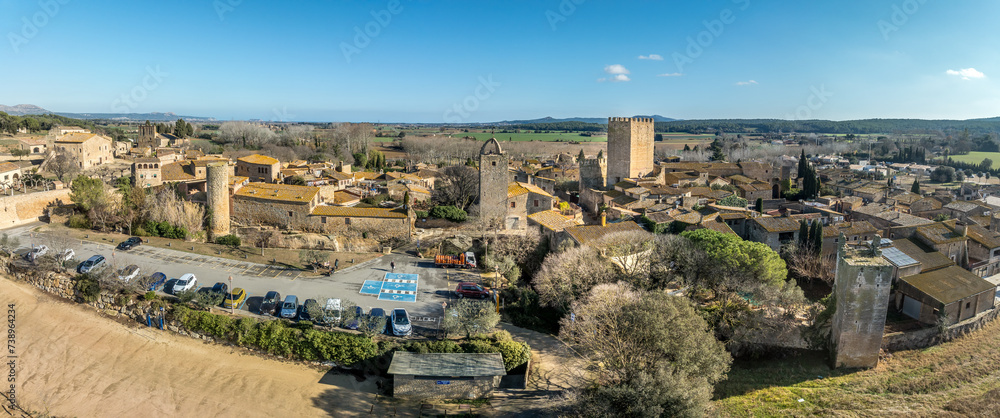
206, 162, 231, 239
479, 138, 508, 229
138, 121, 156, 149
830, 234, 893, 368
606, 117, 654, 187
579, 156, 607, 193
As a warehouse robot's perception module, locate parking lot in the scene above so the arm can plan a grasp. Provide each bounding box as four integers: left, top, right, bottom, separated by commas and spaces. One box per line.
5, 223, 488, 325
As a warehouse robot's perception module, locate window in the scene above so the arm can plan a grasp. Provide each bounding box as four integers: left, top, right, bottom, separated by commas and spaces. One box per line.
288, 211, 293, 217
345, 218, 351, 225
533, 200, 539, 207
321, 217, 327, 224
492, 161, 496, 166
510, 202, 516, 208
966, 302, 971, 309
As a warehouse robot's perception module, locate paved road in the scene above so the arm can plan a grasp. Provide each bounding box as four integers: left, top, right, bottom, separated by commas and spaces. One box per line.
2, 222, 485, 320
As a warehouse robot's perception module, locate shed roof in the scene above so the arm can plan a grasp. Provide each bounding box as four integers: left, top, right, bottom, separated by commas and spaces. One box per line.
528, 210, 580, 231
901, 265, 996, 305
237, 154, 279, 165
752, 216, 801, 233
311, 206, 407, 219
892, 238, 954, 272
565, 221, 644, 246
234, 182, 318, 204
387, 352, 506, 377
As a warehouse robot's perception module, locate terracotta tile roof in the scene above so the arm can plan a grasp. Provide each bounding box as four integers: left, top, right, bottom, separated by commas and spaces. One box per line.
673, 211, 702, 225
191, 158, 229, 167
353, 172, 382, 181
752, 216, 801, 233
234, 182, 319, 204
915, 223, 965, 245
699, 217, 737, 235
0, 162, 19, 173
237, 154, 279, 165
944, 200, 989, 213
834, 221, 877, 237
892, 238, 954, 272
901, 265, 995, 305
331, 190, 361, 206
507, 183, 529, 198
564, 221, 645, 246
528, 210, 581, 231
230, 176, 249, 186
311, 206, 408, 219
967, 224, 1000, 249
406, 184, 431, 195
55, 132, 104, 143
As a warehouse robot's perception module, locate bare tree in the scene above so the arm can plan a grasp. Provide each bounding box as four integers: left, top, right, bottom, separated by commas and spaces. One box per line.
433, 165, 480, 211
592, 230, 655, 282
533, 245, 618, 312
217, 121, 276, 147
45, 151, 80, 182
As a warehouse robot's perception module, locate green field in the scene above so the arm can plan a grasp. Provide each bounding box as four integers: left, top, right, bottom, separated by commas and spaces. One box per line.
443, 132, 608, 142
944, 151, 1000, 166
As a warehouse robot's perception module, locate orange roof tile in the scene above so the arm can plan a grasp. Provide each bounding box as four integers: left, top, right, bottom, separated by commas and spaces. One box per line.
234, 182, 318, 204
237, 154, 279, 165
311, 206, 408, 219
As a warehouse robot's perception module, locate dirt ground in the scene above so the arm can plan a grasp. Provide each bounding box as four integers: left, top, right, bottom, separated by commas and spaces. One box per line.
1, 277, 378, 417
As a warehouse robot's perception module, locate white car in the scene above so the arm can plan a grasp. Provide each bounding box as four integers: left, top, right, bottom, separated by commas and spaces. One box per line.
117, 265, 141, 282
57, 249, 75, 262
172, 273, 198, 294
25, 245, 49, 262
321, 298, 342, 326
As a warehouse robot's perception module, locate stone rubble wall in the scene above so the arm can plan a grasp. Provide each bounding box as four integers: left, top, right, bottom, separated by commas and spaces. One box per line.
882, 301, 1000, 352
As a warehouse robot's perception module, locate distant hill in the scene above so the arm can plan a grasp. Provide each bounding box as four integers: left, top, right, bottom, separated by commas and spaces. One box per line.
493, 115, 679, 125
0, 104, 49, 116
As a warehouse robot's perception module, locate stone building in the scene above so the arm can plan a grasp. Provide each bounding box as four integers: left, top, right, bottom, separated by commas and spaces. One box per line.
17, 138, 47, 155
307, 206, 410, 239
606, 117, 654, 187
236, 154, 281, 183
830, 235, 894, 369
137, 121, 158, 149
132, 157, 164, 187
0, 162, 22, 187
745, 216, 801, 251
479, 138, 509, 228
232, 182, 321, 228
388, 352, 506, 400
51, 132, 113, 170
896, 265, 995, 324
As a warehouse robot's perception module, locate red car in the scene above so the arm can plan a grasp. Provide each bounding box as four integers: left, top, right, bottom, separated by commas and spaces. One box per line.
455, 282, 490, 299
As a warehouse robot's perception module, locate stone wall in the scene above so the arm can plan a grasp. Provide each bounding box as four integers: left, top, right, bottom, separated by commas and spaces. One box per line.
0, 188, 72, 228
393, 375, 500, 400
9, 268, 156, 322
882, 302, 1000, 351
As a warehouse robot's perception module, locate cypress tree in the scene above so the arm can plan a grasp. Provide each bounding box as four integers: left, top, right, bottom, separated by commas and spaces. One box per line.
755, 197, 763, 213
811, 221, 823, 255
911, 179, 920, 194
799, 220, 810, 248
798, 150, 807, 179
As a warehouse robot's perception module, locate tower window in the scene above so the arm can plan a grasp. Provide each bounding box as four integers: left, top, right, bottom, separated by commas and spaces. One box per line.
492, 161, 496, 166
510, 202, 516, 208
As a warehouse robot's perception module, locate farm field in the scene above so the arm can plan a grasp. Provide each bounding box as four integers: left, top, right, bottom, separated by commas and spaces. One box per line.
712, 318, 1000, 416
942, 151, 1000, 166
443, 131, 607, 142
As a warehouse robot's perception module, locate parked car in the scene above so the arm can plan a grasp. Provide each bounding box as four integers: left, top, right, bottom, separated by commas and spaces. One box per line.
77, 255, 107, 274
260, 291, 281, 316
117, 265, 141, 282
25, 245, 49, 262
210, 282, 229, 295
321, 298, 342, 326
390, 308, 411, 336
116, 237, 142, 251
368, 308, 386, 334
222, 288, 247, 309
172, 273, 198, 294
57, 249, 75, 262
279, 295, 299, 319
345, 306, 364, 330
298, 298, 320, 321
147, 272, 167, 291
455, 282, 490, 299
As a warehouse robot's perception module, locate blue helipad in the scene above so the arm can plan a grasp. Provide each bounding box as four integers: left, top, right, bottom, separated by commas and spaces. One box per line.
360, 280, 383, 295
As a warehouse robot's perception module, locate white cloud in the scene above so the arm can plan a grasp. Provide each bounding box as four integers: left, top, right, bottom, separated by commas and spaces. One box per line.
658, 72, 684, 77
638, 54, 663, 61
735, 80, 758, 86
946, 68, 986, 80
597, 74, 631, 83
604, 64, 630, 75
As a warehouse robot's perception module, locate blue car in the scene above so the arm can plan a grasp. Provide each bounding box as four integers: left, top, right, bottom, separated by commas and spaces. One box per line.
345, 306, 364, 330
147, 272, 167, 291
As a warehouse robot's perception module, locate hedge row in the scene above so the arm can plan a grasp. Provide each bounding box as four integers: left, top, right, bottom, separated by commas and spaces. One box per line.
171, 306, 531, 370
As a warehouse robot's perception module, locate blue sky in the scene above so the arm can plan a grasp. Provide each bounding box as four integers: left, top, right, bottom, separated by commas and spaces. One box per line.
1, 0, 997, 122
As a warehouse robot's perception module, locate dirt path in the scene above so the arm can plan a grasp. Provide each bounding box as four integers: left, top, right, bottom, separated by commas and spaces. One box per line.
493, 324, 587, 416
2, 277, 377, 417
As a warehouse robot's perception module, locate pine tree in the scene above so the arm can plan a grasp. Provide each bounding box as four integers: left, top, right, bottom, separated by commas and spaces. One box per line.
911, 179, 920, 194
577, 149, 585, 162
798, 150, 807, 179
683, 144, 691, 151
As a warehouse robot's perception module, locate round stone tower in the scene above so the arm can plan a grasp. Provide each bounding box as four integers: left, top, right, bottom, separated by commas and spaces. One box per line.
206, 162, 231, 239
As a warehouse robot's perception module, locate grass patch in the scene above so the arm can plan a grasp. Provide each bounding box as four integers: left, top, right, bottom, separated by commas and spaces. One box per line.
945, 151, 1000, 165
713, 317, 1000, 416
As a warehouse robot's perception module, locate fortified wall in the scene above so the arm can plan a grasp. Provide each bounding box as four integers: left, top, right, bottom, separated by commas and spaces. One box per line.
0, 188, 72, 228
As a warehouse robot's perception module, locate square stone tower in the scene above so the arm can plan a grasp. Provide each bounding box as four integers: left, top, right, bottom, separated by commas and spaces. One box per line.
138, 120, 157, 149
579, 156, 607, 192
606, 117, 654, 187
830, 234, 894, 368
479, 138, 508, 229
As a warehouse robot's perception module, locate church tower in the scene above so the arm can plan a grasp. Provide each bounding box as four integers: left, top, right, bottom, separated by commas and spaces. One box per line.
479, 138, 508, 229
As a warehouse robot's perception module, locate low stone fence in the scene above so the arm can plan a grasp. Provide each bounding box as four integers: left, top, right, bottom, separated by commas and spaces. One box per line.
10, 267, 157, 321
882, 301, 1000, 351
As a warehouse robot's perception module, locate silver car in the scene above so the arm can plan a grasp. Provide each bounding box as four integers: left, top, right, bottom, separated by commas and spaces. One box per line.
390, 308, 411, 336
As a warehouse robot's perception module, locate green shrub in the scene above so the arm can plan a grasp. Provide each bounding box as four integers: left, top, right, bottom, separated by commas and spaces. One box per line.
415, 210, 429, 219
496, 340, 531, 371
68, 214, 91, 229
429, 205, 467, 222
134, 226, 150, 237
74, 276, 101, 302
215, 234, 241, 247
143, 291, 156, 301
461, 339, 498, 354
